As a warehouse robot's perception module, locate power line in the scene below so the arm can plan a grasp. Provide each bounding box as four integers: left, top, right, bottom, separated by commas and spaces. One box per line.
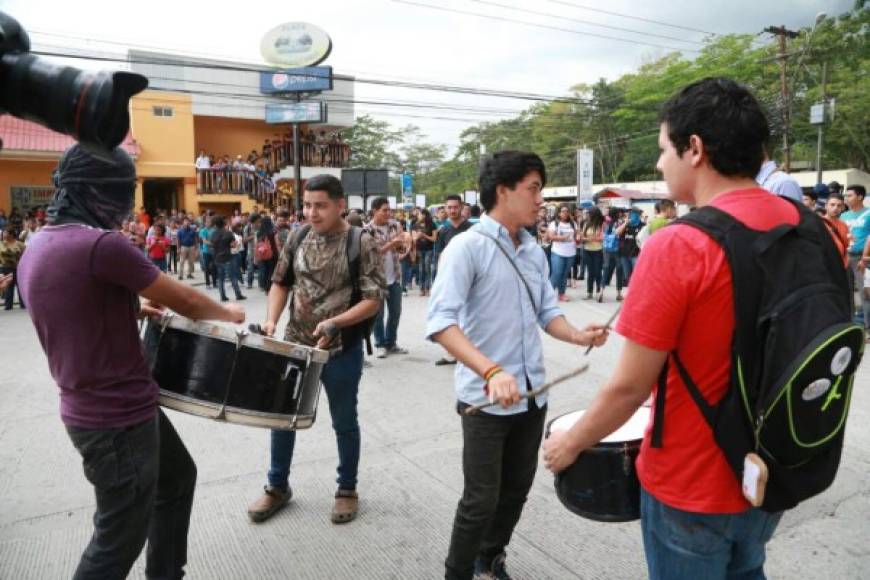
389, 0, 700, 53
467, 0, 705, 45
545, 0, 717, 36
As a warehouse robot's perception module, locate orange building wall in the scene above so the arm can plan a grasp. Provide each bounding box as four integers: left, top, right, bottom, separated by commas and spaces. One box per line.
0, 159, 57, 214
194, 116, 302, 161
130, 91, 196, 180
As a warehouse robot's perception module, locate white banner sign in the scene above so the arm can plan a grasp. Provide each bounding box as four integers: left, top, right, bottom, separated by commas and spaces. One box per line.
415, 194, 427, 208
347, 195, 364, 210
464, 190, 478, 206
577, 148, 594, 199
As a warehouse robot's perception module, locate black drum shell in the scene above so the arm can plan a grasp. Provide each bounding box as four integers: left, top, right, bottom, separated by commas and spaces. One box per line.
547, 417, 642, 522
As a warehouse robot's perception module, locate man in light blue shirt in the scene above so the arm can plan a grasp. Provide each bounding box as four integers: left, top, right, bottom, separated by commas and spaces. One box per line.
755, 156, 803, 203
427, 151, 608, 580
842, 184, 869, 329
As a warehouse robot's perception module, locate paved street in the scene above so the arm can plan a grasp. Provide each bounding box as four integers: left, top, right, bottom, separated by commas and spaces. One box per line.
1, 276, 868, 579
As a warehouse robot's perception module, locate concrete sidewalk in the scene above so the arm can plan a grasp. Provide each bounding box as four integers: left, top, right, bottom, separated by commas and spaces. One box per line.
1, 277, 868, 579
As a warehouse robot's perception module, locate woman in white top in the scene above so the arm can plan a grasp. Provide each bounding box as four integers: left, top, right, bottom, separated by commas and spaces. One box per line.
546, 205, 577, 302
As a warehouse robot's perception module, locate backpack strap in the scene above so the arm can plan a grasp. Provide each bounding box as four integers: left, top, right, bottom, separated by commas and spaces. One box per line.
282, 224, 312, 289
344, 226, 373, 356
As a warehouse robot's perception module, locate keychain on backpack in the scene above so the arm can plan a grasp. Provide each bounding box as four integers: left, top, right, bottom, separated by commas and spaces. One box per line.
742, 452, 769, 507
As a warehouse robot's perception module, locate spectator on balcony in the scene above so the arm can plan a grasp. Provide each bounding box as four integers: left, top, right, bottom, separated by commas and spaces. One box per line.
247, 150, 259, 166
195, 150, 210, 170
317, 131, 330, 165
262, 139, 273, 171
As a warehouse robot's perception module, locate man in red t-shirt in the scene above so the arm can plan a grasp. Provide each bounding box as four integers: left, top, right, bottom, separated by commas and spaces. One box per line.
543, 78, 788, 578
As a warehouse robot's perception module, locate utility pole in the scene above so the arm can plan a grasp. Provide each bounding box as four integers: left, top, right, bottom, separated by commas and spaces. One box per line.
815, 61, 828, 185
765, 25, 800, 172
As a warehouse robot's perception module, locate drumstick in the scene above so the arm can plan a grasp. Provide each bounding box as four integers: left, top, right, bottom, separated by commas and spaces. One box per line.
463, 363, 590, 416
583, 305, 622, 356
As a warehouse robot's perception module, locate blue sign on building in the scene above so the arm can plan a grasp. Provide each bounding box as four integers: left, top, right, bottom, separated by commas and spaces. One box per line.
265, 102, 326, 124
401, 173, 413, 195
260, 66, 333, 94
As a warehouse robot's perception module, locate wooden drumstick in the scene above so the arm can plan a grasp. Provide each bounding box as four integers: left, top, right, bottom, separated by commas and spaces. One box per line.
583, 305, 621, 356
463, 364, 590, 416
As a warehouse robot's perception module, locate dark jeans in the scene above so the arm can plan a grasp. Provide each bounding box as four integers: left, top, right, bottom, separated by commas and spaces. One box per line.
151, 257, 167, 273
200, 252, 215, 286
66, 411, 197, 580
572, 248, 584, 279
215, 259, 243, 300
603, 251, 624, 290
640, 488, 782, 580
258, 258, 276, 293
417, 249, 434, 291
445, 399, 546, 580
373, 281, 403, 349
269, 343, 364, 491
168, 245, 178, 273
1, 266, 23, 310
584, 249, 604, 294
401, 259, 415, 292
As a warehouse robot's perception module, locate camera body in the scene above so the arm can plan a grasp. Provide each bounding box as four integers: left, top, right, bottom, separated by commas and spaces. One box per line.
0, 11, 148, 155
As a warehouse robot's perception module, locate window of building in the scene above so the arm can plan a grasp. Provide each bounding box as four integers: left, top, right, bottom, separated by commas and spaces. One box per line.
152, 106, 174, 117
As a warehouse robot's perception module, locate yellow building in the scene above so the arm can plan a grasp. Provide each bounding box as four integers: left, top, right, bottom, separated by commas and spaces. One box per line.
0, 50, 355, 219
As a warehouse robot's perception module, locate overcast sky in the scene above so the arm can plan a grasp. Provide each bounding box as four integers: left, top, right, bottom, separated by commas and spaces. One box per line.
2, 0, 853, 150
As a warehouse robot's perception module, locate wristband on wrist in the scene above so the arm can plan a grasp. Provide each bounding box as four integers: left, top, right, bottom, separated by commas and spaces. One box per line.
483, 365, 503, 383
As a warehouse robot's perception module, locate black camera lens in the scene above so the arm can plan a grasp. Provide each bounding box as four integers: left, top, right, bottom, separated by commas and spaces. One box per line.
0, 11, 148, 154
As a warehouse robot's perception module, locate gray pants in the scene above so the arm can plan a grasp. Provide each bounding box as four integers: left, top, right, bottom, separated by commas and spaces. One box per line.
848, 255, 867, 330
178, 246, 196, 278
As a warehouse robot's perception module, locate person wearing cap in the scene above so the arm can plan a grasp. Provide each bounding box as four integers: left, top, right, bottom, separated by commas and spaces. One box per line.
17, 144, 245, 579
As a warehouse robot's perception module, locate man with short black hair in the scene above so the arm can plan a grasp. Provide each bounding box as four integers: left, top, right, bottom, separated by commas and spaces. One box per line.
210, 215, 245, 302
247, 174, 385, 525
369, 197, 409, 358
433, 194, 471, 366
543, 78, 800, 579
429, 150, 608, 580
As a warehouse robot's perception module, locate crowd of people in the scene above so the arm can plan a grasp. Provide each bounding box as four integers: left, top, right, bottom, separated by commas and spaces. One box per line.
5, 75, 870, 580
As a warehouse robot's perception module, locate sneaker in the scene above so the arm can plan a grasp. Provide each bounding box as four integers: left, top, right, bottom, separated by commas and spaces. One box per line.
377, 347, 389, 359
387, 345, 408, 355
331, 489, 358, 524
597, 290, 604, 303
473, 553, 512, 580
363, 360, 373, 368
435, 357, 457, 366
247, 485, 292, 523
220, 297, 229, 302
235, 295, 247, 301
616, 293, 624, 302
187, 274, 194, 279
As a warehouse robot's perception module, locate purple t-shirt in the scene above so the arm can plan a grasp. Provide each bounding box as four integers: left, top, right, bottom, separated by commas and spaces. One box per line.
18, 225, 161, 428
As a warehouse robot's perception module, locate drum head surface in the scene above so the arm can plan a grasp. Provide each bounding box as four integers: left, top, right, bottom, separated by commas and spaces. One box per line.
550, 407, 649, 443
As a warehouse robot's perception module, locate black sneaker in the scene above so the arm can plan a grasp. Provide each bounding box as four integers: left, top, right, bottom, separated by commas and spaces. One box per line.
473, 553, 512, 580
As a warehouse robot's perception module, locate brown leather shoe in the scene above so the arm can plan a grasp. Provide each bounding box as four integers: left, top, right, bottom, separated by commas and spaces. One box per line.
247, 485, 292, 523
331, 489, 358, 524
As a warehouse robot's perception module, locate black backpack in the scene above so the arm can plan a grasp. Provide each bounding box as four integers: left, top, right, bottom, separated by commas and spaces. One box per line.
651, 200, 865, 513
283, 224, 375, 355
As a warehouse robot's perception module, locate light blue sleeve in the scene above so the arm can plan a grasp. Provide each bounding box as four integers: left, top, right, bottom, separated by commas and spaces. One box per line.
770, 176, 803, 204
425, 239, 475, 340
536, 248, 562, 328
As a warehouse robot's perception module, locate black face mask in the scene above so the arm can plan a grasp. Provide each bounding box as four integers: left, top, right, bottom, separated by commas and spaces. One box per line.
47, 144, 136, 230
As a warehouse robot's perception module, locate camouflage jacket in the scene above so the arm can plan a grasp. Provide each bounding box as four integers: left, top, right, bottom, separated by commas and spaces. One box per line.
272, 225, 385, 347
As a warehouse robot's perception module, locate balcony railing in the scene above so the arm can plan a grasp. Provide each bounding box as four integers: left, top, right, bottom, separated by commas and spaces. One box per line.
264, 141, 350, 170
197, 168, 274, 195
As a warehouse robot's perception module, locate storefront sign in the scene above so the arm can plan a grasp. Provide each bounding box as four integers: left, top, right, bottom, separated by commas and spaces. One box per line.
261, 23, 332, 68
11, 185, 54, 212
260, 66, 333, 94
265, 102, 326, 124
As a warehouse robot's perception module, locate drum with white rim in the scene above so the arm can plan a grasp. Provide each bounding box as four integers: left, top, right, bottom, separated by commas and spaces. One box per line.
142, 313, 330, 430
547, 407, 650, 522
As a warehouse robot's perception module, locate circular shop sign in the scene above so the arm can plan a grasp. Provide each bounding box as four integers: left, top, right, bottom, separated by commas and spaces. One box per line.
261, 22, 332, 68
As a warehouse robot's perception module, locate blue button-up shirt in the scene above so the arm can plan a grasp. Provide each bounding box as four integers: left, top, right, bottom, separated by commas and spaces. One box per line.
756, 160, 803, 203
426, 214, 562, 415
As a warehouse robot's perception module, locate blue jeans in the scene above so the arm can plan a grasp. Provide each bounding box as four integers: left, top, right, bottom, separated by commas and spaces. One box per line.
268, 344, 364, 491
417, 249, 434, 291
200, 252, 214, 286
246, 249, 256, 287
401, 259, 415, 292
603, 251, 624, 290
549, 253, 574, 295
373, 281, 403, 349
216, 259, 242, 300
640, 488, 782, 580
150, 257, 167, 273
620, 255, 637, 286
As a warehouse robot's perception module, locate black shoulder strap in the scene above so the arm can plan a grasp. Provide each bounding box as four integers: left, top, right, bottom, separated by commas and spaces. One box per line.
473, 229, 539, 314
284, 224, 312, 289
345, 226, 372, 355
673, 205, 740, 244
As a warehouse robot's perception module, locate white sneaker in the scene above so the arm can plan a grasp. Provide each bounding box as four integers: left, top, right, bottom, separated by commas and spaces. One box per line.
377, 348, 389, 359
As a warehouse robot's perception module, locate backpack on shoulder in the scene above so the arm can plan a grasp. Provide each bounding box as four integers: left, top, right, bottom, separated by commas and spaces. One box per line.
652, 200, 864, 513
285, 225, 375, 355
